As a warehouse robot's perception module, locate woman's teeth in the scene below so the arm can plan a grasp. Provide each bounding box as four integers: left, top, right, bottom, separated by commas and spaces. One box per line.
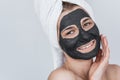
77, 39, 96, 51
79, 43, 93, 50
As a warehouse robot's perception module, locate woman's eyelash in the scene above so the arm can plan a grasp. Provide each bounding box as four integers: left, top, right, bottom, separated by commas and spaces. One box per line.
66, 30, 74, 35
83, 22, 91, 26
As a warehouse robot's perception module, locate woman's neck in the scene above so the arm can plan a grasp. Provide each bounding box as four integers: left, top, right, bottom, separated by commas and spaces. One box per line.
63, 54, 93, 80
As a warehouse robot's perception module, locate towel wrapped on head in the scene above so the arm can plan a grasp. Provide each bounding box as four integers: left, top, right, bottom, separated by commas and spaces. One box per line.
34, 0, 95, 69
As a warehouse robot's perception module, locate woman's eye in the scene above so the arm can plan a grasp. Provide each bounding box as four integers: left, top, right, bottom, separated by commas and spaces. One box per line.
81, 17, 95, 31
83, 22, 91, 28
66, 30, 75, 35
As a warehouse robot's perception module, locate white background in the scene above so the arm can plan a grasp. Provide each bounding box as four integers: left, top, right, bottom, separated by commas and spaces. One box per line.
0, 0, 120, 80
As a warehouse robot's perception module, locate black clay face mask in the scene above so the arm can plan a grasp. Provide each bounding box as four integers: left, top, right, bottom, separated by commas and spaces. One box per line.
59, 9, 100, 60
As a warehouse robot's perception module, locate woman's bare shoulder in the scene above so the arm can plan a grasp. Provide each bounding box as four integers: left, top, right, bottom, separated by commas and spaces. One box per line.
48, 67, 76, 80
106, 64, 120, 80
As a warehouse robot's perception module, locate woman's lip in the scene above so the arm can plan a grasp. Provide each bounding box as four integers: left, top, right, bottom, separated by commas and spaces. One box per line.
76, 39, 96, 53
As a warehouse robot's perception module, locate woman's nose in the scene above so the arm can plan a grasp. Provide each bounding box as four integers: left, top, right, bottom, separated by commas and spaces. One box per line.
79, 31, 91, 42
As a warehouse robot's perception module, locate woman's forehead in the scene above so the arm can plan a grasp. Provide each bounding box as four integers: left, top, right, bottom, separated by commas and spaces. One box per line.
57, 6, 89, 30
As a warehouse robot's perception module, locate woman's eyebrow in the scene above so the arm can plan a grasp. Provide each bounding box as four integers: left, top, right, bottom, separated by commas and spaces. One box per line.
62, 26, 73, 32
83, 18, 89, 23
64, 26, 74, 30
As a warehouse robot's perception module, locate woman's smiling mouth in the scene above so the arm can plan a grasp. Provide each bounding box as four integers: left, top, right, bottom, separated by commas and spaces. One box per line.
76, 39, 96, 53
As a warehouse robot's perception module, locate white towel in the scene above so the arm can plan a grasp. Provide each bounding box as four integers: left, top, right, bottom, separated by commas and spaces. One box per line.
34, 0, 95, 70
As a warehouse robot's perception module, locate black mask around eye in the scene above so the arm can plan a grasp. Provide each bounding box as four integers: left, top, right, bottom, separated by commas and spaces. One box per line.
59, 9, 100, 60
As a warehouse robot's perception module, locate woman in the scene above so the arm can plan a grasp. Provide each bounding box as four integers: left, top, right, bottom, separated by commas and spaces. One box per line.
35, 0, 120, 80
48, 2, 120, 80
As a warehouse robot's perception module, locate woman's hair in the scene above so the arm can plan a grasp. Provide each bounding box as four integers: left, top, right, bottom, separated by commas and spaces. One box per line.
57, 2, 78, 34
62, 2, 78, 12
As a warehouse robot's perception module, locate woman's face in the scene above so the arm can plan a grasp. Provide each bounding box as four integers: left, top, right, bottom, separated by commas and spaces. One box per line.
57, 6, 100, 60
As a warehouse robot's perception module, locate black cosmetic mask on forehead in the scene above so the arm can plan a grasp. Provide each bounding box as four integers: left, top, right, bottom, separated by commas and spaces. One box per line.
59, 9, 100, 60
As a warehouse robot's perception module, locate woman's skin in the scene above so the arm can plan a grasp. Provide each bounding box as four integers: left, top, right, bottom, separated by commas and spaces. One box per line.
48, 6, 120, 80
